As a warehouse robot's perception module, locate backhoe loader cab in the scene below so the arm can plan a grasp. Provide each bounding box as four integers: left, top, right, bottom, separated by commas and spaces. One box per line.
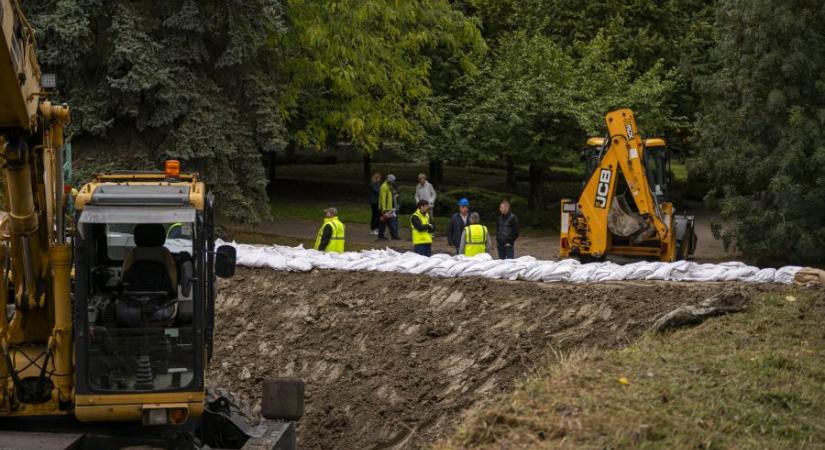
561, 109, 697, 262
584, 137, 671, 202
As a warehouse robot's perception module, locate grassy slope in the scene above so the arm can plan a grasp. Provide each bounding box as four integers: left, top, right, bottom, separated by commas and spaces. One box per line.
435, 288, 825, 449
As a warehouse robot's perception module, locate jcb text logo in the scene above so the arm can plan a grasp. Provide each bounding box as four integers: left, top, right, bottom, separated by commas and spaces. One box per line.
595, 169, 612, 208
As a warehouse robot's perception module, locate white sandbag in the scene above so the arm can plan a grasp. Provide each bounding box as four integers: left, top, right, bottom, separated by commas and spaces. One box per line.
217, 240, 801, 284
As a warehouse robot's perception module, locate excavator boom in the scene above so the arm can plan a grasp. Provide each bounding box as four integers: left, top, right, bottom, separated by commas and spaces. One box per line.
0, 0, 41, 131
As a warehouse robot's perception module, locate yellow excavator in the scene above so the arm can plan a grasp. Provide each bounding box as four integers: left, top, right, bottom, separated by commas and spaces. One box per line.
560, 108, 697, 262
0, 2, 303, 448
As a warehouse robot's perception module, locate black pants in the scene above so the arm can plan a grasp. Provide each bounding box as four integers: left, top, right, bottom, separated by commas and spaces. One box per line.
497, 242, 515, 259
370, 203, 380, 230
414, 244, 432, 257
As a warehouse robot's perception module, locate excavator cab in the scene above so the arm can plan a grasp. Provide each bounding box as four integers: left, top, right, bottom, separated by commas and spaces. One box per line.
58, 164, 304, 449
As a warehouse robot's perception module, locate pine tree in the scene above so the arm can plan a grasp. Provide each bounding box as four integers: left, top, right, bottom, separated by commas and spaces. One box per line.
26, 0, 287, 221
697, 0, 825, 265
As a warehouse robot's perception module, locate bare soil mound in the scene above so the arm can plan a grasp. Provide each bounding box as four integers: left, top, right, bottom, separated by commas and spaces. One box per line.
207, 268, 786, 449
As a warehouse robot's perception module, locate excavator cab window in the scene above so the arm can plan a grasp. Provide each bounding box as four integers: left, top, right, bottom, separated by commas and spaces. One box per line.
643, 143, 670, 201
75, 207, 205, 394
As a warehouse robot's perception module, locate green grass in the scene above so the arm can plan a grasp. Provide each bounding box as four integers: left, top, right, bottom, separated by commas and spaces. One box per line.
435, 289, 825, 449
275, 162, 585, 188
276, 163, 504, 187
269, 197, 451, 230
270, 199, 373, 223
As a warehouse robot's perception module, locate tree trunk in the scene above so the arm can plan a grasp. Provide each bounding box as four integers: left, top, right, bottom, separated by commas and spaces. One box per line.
363, 153, 372, 185
266, 152, 276, 194
528, 163, 545, 209
428, 159, 444, 187
505, 156, 516, 188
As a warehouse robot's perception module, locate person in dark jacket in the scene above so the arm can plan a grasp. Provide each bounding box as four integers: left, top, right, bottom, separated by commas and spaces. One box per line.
495, 199, 519, 259
368, 172, 382, 235
446, 198, 472, 254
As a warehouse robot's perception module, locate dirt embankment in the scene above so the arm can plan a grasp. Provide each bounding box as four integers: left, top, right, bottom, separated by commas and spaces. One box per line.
207, 268, 785, 450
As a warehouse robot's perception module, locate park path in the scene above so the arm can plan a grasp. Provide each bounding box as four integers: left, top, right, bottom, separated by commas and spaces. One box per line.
224, 207, 732, 262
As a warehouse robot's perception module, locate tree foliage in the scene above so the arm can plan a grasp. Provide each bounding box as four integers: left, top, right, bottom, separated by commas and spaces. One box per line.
26, 0, 286, 221
451, 31, 677, 205
467, 0, 716, 123
697, 0, 825, 266
277, 0, 486, 154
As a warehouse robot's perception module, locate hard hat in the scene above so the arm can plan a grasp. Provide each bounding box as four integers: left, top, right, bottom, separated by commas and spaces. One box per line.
458, 198, 470, 206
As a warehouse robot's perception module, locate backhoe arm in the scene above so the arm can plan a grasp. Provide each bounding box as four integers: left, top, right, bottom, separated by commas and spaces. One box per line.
574, 108, 669, 257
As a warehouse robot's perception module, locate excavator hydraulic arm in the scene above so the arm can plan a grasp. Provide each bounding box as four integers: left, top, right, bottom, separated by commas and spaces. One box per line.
0, 0, 74, 416
0, 0, 41, 132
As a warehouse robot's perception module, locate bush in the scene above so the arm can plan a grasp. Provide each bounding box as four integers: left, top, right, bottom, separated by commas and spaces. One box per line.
396, 185, 419, 215
436, 187, 527, 224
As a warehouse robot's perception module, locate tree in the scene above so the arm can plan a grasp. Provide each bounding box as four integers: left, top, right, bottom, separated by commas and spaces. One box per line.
470, 0, 716, 125
452, 31, 676, 207
696, 0, 825, 266
277, 0, 486, 157
26, 0, 286, 221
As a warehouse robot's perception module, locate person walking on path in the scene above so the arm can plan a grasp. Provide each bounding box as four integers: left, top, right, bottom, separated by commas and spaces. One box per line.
410, 200, 435, 256
447, 198, 472, 254
368, 172, 382, 235
314, 207, 346, 253
414, 173, 437, 220
495, 199, 519, 259
459, 212, 492, 256
378, 174, 400, 240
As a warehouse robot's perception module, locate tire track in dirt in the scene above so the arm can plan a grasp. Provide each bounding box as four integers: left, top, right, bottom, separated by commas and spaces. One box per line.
207, 268, 786, 449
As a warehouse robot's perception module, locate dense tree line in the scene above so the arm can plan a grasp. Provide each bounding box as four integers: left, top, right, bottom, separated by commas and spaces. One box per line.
696, 0, 825, 266
24, 0, 825, 264
26, 0, 286, 221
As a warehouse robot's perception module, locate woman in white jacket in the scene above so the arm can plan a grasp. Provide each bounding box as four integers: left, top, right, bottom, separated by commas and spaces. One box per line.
414, 173, 437, 219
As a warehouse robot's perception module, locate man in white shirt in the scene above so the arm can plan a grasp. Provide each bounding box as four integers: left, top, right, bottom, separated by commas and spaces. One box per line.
414, 173, 437, 220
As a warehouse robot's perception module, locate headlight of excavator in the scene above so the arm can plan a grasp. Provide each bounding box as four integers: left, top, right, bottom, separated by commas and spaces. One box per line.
143, 408, 168, 426
142, 406, 189, 426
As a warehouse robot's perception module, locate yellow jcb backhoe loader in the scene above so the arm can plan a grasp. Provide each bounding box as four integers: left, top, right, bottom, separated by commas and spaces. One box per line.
560, 108, 697, 262
0, 1, 303, 448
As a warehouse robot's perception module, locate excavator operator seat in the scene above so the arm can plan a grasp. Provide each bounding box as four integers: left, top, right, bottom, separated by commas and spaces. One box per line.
122, 223, 178, 293
117, 224, 179, 326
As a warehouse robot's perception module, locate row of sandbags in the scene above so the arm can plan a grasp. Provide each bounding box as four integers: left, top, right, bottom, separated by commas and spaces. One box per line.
223, 242, 804, 284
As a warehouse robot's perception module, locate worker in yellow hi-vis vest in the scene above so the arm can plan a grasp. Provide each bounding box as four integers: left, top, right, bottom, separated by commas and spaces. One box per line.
314, 207, 346, 253
410, 199, 435, 256
459, 212, 492, 256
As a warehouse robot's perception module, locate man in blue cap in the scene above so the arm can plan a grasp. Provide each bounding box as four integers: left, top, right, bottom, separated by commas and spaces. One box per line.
446, 198, 472, 254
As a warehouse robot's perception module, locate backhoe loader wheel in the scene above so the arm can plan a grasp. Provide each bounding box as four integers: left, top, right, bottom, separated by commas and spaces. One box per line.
577, 254, 606, 264
676, 221, 697, 260
205, 386, 259, 425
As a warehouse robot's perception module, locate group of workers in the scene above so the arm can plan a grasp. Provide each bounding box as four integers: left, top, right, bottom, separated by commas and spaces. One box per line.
314, 172, 520, 259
